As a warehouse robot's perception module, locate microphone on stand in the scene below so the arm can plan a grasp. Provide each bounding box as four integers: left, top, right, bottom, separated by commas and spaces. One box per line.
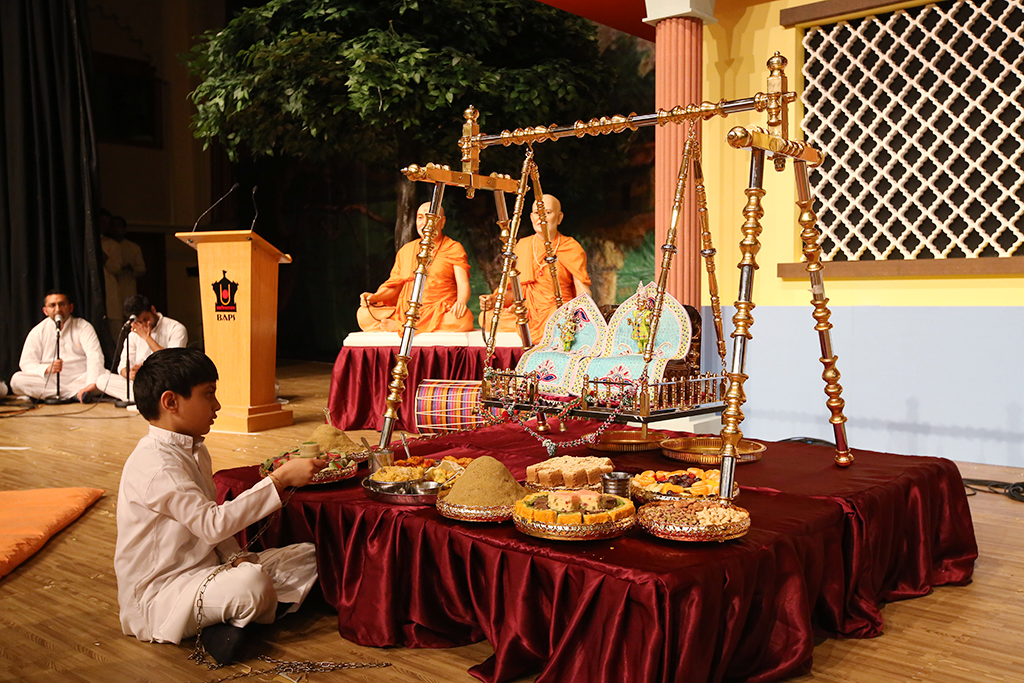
190, 182, 240, 232
44, 314, 67, 404
115, 315, 138, 408
250, 186, 259, 230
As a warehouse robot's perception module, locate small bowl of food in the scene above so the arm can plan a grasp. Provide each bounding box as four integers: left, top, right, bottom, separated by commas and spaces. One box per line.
371, 479, 410, 494
409, 480, 442, 496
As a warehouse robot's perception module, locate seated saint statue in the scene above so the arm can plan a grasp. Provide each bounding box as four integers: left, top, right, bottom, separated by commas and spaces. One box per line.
358, 203, 474, 333
479, 193, 591, 342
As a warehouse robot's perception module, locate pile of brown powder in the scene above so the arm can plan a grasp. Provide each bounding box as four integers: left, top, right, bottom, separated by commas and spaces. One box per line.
444, 456, 525, 507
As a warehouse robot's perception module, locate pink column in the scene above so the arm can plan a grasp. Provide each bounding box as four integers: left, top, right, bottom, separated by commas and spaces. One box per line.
654, 16, 703, 307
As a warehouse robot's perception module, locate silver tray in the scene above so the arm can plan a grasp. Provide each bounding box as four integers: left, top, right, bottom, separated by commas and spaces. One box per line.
361, 477, 438, 505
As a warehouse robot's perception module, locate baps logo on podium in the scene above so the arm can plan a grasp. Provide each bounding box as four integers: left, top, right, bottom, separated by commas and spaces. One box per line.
213, 270, 238, 321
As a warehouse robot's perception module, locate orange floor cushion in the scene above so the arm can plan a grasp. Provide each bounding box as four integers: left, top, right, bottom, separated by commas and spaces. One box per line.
0, 487, 104, 579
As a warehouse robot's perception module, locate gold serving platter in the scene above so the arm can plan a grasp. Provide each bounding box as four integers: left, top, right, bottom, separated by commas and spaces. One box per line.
259, 458, 358, 485
637, 501, 750, 542
587, 430, 671, 453
660, 436, 766, 465
513, 512, 636, 541
436, 498, 513, 523
629, 478, 739, 504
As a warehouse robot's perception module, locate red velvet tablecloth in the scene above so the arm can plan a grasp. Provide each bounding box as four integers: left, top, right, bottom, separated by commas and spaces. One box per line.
326, 345, 524, 432
215, 421, 977, 683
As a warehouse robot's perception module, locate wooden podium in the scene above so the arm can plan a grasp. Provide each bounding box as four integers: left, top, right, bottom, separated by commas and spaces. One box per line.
176, 230, 293, 432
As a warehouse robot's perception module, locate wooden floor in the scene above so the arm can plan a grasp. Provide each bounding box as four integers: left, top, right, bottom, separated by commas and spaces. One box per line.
0, 361, 1021, 683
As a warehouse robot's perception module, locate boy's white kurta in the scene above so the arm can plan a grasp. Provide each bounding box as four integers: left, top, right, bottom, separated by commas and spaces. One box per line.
115, 425, 317, 643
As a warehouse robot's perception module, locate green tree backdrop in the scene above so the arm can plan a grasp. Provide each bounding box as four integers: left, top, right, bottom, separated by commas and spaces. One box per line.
188, 0, 655, 359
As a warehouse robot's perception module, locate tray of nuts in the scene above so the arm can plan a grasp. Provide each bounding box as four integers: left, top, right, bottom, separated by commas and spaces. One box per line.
637, 499, 750, 542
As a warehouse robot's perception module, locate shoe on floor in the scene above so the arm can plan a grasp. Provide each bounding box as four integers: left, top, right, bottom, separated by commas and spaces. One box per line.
199, 623, 247, 666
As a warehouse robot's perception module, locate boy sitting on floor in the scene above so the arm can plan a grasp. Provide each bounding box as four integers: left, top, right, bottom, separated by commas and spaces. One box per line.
114, 348, 326, 664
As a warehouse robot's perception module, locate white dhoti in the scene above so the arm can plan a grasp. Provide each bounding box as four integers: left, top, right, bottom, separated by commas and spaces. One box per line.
96, 369, 133, 402
10, 366, 91, 400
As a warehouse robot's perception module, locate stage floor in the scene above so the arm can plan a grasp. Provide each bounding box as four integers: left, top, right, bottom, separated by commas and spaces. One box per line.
0, 361, 1021, 683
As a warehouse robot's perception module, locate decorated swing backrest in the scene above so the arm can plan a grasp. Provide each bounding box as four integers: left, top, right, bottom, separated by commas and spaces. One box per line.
514, 294, 606, 397
533, 294, 607, 355
600, 281, 690, 360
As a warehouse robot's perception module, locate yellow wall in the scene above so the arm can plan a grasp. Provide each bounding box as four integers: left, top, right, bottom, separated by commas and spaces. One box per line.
700, 0, 1022, 307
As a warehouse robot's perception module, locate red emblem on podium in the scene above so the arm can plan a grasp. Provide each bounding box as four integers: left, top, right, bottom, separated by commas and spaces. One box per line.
213, 270, 238, 312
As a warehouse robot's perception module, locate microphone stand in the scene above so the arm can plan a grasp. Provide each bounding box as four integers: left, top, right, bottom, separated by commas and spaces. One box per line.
115, 321, 135, 408
43, 321, 69, 405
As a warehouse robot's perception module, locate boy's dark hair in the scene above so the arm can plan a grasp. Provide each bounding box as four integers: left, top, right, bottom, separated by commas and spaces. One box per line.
123, 294, 153, 319
44, 288, 71, 302
134, 348, 219, 421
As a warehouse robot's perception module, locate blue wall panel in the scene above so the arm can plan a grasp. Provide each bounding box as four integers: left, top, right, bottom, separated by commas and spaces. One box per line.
700, 306, 1024, 467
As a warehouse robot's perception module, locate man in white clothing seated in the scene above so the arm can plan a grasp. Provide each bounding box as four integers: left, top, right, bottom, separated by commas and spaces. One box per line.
10, 290, 104, 402
99, 294, 188, 402
114, 348, 326, 665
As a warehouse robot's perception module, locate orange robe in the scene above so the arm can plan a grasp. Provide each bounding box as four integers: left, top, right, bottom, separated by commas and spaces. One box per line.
366, 235, 474, 333
509, 234, 590, 341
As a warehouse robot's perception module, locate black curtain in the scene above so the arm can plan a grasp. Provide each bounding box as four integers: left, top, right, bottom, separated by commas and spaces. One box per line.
0, 0, 104, 382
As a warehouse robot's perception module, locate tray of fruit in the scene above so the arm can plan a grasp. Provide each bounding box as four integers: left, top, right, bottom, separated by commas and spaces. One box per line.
630, 468, 738, 503
260, 449, 358, 485
637, 499, 750, 542
513, 490, 636, 540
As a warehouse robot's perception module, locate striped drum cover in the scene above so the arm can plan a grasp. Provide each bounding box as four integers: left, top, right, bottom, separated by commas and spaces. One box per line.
414, 379, 491, 434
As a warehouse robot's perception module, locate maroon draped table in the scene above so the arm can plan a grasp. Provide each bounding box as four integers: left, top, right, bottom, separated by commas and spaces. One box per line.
215, 421, 977, 683
327, 345, 525, 432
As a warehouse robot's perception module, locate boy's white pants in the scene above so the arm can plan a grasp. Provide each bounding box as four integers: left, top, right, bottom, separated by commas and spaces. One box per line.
157, 542, 318, 642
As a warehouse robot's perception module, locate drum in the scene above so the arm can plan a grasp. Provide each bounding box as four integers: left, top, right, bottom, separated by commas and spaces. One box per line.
414, 379, 494, 434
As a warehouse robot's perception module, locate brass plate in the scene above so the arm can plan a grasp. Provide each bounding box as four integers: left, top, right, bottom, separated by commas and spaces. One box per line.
436, 498, 513, 523
259, 458, 358, 485
629, 478, 739, 504
588, 429, 671, 453
637, 502, 751, 542
513, 513, 636, 541
660, 436, 765, 465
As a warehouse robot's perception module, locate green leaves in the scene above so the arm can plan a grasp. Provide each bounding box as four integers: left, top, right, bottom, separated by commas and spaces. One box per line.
185, 0, 605, 167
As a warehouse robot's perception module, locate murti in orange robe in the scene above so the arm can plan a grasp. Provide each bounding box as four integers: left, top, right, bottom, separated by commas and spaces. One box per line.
364, 234, 474, 333
504, 233, 590, 342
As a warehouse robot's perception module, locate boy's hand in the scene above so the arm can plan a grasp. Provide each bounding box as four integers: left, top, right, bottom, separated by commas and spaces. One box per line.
273, 457, 327, 488
231, 552, 259, 567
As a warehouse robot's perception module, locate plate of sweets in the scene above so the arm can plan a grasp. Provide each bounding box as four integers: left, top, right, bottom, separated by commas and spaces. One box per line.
525, 455, 614, 492
630, 468, 739, 503
435, 456, 525, 523
308, 424, 370, 464
637, 499, 750, 542
260, 441, 358, 485
513, 489, 636, 541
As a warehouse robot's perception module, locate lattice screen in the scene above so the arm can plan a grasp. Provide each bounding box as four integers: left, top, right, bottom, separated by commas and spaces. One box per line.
802, 0, 1024, 260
